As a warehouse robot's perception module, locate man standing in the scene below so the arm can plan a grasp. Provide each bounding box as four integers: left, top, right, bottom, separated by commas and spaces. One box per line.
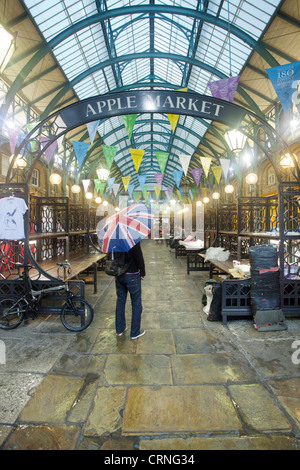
115, 242, 146, 340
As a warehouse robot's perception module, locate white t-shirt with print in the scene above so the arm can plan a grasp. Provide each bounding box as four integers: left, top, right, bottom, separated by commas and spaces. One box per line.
0, 197, 28, 240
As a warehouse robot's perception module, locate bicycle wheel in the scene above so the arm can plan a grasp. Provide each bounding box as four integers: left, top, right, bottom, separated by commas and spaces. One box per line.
60, 297, 94, 332
0, 297, 26, 330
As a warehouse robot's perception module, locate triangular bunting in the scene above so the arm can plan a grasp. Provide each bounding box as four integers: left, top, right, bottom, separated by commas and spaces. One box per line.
8, 125, 22, 154
102, 145, 117, 170
142, 185, 148, 198
72, 141, 90, 168
155, 173, 164, 188
266, 61, 300, 115
200, 156, 212, 178
130, 148, 144, 172
81, 179, 91, 193
137, 174, 147, 190
113, 183, 120, 197
179, 153, 192, 176
208, 76, 240, 103
191, 168, 202, 186
87, 120, 99, 144
154, 186, 161, 199
127, 184, 135, 196
94, 179, 107, 194
219, 158, 231, 180
123, 114, 137, 139
211, 166, 223, 184
156, 152, 169, 173
107, 177, 115, 192
167, 88, 187, 132
41, 136, 58, 164
122, 176, 131, 192
173, 170, 183, 188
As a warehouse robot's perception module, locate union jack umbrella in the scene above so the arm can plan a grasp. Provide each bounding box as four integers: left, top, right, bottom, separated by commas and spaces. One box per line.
97, 203, 153, 253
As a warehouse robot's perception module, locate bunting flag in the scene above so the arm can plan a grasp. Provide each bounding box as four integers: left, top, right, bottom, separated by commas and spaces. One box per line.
211, 166, 223, 184
122, 175, 131, 192
81, 179, 91, 193
167, 88, 188, 132
156, 152, 169, 173
41, 136, 58, 164
219, 158, 231, 180
107, 177, 115, 192
176, 188, 183, 200
127, 184, 135, 197
94, 179, 107, 194
26, 122, 38, 152
102, 145, 117, 169
191, 168, 202, 186
166, 187, 174, 199
86, 120, 99, 144
266, 61, 300, 115
123, 114, 137, 139
179, 153, 192, 176
155, 173, 164, 188
173, 169, 183, 188
137, 174, 147, 190
130, 148, 144, 172
142, 185, 148, 198
200, 156, 212, 178
208, 76, 240, 103
154, 186, 161, 199
189, 186, 197, 200
8, 125, 22, 154
113, 183, 120, 197
133, 191, 141, 202
72, 141, 90, 168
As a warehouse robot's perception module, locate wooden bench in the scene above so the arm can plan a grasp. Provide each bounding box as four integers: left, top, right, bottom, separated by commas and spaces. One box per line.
31, 252, 107, 294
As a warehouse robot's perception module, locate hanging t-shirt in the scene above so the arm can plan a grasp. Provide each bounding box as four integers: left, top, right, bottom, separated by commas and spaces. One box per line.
0, 197, 28, 240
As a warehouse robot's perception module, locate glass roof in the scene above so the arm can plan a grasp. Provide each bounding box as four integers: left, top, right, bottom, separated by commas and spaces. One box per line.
22, 0, 283, 190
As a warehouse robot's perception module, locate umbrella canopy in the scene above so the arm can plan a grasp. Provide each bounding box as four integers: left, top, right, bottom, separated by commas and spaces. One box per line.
98, 203, 153, 253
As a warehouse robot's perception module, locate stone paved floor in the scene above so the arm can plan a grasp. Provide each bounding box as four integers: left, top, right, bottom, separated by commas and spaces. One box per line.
1, 239, 300, 450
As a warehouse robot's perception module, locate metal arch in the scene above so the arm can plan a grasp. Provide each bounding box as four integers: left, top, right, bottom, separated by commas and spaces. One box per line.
38, 51, 265, 121
1, 4, 280, 125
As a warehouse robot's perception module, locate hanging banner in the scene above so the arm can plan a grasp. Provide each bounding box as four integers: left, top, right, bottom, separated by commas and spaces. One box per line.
41, 136, 58, 164
122, 176, 131, 192
127, 184, 135, 197
200, 156, 212, 178
102, 144, 117, 169
81, 179, 91, 193
179, 153, 192, 176
173, 169, 183, 188
189, 186, 197, 200
122, 114, 137, 139
137, 174, 147, 190
156, 152, 169, 173
72, 141, 90, 168
211, 166, 223, 184
155, 173, 164, 188
208, 76, 240, 103
26, 123, 38, 151
266, 61, 300, 115
191, 168, 202, 186
86, 120, 99, 144
130, 148, 144, 172
219, 158, 231, 179
107, 177, 115, 192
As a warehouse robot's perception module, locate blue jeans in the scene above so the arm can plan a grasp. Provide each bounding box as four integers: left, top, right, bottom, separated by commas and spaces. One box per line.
115, 273, 143, 337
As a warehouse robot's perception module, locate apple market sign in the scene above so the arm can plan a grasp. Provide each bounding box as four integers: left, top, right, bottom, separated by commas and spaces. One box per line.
59, 90, 246, 129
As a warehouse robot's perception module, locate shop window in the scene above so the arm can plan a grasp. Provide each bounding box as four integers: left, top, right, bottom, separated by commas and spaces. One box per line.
32, 168, 39, 186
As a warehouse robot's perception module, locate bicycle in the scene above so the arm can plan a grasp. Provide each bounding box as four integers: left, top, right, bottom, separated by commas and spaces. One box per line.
0, 261, 94, 332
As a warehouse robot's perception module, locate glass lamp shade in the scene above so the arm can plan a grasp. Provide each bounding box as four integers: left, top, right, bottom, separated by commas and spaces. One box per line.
245, 172, 258, 185
203, 197, 210, 204
224, 184, 234, 194
212, 192, 220, 200
95, 196, 102, 204
49, 173, 61, 185
224, 129, 247, 154
71, 184, 81, 194
85, 191, 93, 200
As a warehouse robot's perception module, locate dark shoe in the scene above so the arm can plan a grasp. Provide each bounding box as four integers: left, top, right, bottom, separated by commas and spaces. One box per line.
116, 327, 127, 337
130, 330, 145, 340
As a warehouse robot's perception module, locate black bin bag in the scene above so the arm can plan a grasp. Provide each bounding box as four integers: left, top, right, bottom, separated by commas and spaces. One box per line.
207, 282, 222, 322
